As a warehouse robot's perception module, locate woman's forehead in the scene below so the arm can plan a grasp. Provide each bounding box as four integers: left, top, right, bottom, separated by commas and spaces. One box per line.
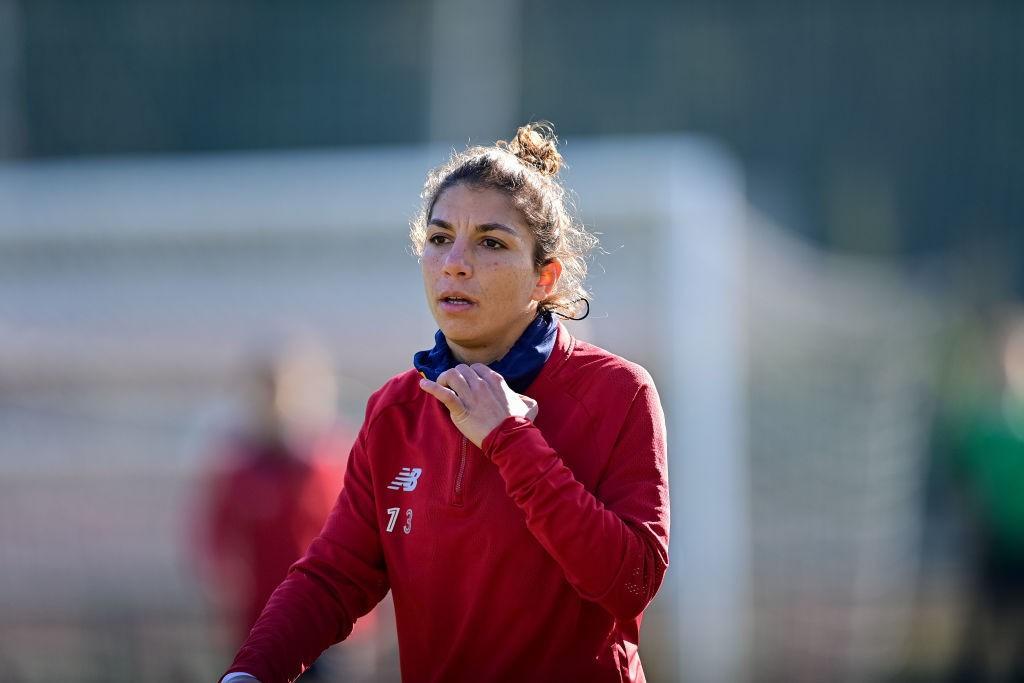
431, 184, 526, 230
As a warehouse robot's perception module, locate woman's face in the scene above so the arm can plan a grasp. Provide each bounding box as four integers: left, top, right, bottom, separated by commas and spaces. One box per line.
421, 183, 559, 364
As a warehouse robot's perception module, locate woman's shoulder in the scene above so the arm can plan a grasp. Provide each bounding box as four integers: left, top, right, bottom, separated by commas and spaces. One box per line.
555, 335, 657, 401
566, 337, 654, 385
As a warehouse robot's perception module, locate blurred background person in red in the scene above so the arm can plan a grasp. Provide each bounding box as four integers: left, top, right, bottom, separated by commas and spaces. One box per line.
190, 338, 372, 679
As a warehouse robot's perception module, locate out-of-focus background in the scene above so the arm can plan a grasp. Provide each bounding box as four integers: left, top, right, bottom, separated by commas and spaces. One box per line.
2, 2, 1023, 682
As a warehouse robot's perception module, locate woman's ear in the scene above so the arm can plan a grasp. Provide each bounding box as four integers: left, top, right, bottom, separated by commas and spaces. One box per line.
533, 259, 563, 300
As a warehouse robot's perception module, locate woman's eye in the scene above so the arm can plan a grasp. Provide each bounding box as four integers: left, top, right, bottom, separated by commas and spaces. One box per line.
427, 234, 451, 246
481, 238, 505, 249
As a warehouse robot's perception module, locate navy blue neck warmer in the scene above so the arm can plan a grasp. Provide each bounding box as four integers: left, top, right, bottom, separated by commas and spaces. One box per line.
413, 312, 558, 394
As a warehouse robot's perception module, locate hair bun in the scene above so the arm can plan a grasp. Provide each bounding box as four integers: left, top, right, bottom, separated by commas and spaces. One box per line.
499, 122, 563, 176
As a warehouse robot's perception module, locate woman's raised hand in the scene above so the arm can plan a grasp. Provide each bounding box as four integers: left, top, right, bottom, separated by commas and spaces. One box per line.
418, 364, 538, 448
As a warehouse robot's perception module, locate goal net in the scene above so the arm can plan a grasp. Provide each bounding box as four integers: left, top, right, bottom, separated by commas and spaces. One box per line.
0, 135, 944, 681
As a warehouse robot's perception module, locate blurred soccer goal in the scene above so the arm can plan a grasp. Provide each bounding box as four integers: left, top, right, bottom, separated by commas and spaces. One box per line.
0, 136, 944, 681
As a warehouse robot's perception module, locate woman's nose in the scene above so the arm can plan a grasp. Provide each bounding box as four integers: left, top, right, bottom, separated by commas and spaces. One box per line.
442, 239, 473, 278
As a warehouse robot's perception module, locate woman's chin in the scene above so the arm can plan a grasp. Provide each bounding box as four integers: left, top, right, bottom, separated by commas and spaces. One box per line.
437, 322, 478, 346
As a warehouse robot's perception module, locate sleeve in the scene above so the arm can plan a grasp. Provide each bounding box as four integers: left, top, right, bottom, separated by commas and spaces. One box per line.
481, 380, 670, 621
222, 408, 391, 683
220, 673, 258, 683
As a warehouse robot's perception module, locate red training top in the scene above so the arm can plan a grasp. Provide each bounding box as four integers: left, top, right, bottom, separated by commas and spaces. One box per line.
224, 325, 670, 682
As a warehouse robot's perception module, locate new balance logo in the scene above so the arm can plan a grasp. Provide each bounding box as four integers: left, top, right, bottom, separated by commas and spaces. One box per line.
387, 467, 423, 492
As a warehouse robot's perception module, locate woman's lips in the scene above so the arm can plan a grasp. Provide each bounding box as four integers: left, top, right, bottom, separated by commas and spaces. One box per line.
438, 296, 477, 313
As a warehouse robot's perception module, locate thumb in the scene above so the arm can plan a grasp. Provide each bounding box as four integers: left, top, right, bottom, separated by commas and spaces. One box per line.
520, 394, 539, 422
419, 378, 466, 417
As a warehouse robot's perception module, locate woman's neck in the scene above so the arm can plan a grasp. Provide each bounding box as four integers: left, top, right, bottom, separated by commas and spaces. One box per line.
447, 313, 536, 366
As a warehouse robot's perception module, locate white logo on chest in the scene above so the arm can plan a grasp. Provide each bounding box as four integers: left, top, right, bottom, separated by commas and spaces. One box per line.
387, 467, 423, 492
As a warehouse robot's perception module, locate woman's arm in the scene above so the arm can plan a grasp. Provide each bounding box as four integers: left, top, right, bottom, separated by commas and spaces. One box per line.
421, 364, 669, 620
482, 380, 669, 620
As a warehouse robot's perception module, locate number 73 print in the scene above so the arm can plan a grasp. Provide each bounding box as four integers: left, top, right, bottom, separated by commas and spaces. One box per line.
386, 507, 413, 534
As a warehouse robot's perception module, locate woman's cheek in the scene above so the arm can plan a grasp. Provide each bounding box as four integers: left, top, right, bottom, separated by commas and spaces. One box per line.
421, 252, 443, 275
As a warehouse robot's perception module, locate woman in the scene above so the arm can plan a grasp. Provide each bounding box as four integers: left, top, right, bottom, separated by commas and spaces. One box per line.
221, 123, 670, 683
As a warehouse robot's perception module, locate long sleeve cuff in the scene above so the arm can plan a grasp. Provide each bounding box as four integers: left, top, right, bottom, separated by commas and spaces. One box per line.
221, 673, 258, 683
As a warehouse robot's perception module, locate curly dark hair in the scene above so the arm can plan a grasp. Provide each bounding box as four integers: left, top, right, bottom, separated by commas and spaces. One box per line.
410, 122, 598, 319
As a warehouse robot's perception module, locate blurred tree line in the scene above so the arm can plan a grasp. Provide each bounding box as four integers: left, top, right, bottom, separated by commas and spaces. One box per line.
3, 0, 1022, 291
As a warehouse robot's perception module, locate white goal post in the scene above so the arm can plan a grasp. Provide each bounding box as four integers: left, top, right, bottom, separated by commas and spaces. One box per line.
1, 135, 939, 682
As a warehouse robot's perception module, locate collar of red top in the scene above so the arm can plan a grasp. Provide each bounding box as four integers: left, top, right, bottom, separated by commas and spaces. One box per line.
413, 312, 558, 394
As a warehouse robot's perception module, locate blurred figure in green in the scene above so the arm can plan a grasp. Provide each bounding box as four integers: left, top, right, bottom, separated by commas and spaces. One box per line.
947, 311, 1024, 681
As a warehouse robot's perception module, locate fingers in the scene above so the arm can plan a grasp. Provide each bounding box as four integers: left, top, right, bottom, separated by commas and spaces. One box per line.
418, 377, 465, 415
437, 366, 474, 399
470, 363, 506, 398
470, 363, 503, 383
441, 364, 499, 402
470, 364, 539, 421
421, 364, 539, 437
423, 364, 489, 415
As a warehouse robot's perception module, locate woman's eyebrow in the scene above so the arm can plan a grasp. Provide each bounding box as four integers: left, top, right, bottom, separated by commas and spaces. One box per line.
428, 218, 454, 230
475, 222, 518, 236
428, 218, 519, 238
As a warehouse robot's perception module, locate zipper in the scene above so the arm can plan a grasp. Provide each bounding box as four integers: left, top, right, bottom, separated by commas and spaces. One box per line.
452, 436, 468, 506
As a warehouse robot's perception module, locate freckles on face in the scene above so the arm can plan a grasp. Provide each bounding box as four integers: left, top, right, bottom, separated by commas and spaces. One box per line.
420, 184, 543, 351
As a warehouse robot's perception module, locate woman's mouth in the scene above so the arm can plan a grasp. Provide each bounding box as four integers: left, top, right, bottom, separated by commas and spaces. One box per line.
438, 294, 477, 312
